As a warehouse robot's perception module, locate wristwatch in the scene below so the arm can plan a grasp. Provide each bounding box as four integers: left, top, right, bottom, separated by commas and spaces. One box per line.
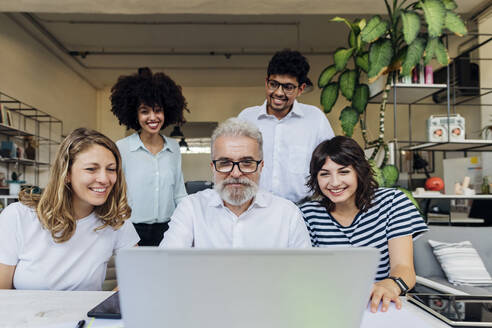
387, 276, 409, 295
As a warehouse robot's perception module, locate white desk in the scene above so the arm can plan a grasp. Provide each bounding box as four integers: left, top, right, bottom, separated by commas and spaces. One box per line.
0, 290, 450, 328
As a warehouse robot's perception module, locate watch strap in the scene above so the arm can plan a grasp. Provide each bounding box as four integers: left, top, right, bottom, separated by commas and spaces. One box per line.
387, 276, 409, 295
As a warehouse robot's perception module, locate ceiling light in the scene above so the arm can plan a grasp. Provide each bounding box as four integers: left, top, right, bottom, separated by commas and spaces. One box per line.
170, 125, 184, 137
179, 137, 189, 149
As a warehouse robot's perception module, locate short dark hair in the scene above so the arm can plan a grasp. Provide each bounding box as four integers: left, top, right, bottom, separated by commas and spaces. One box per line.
306, 136, 377, 213
110, 67, 188, 131
267, 50, 310, 85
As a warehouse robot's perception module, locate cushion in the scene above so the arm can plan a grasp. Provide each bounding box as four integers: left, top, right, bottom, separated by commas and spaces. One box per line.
428, 239, 492, 286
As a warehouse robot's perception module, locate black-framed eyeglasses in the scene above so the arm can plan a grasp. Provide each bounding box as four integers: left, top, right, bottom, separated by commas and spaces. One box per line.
212, 159, 262, 173
266, 79, 298, 95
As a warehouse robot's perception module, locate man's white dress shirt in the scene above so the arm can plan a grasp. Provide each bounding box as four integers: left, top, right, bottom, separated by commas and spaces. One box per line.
160, 189, 311, 248
238, 100, 334, 203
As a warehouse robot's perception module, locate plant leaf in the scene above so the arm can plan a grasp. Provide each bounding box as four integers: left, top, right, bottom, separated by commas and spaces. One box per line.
352, 84, 369, 114
368, 39, 393, 81
388, 47, 407, 72
361, 15, 389, 43
401, 11, 421, 45
369, 160, 385, 187
401, 37, 426, 76
357, 18, 367, 31
331, 16, 353, 30
318, 65, 338, 88
435, 38, 450, 65
356, 52, 369, 72
442, 0, 457, 10
339, 106, 359, 137
334, 48, 355, 72
445, 11, 467, 36
349, 29, 357, 48
381, 164, 399, 187
339, 70, 358, 100
421, 0, 446, 37
320, 83, 339, 113
397, 187, 422, 211
424, 37, 438, 65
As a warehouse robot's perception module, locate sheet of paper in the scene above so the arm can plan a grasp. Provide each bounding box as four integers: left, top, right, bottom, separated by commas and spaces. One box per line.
85, 318, 124, 328
360, 302, 445, 328
33, 318, 124, 328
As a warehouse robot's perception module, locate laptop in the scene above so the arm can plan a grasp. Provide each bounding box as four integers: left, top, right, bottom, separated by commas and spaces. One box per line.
115, 248, 379, 328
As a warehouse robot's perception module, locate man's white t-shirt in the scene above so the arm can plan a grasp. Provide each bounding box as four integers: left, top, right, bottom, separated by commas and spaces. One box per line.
0, 202, 139, 291
238, 100, 334, 203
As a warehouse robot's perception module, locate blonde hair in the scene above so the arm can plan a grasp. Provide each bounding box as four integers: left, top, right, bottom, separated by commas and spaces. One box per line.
19, 128, 131, 243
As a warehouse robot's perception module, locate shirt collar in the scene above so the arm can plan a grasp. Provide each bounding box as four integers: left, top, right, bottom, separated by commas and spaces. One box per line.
257, 99, 304, 119
208, 188, 270, 209
128, 132, 174, 153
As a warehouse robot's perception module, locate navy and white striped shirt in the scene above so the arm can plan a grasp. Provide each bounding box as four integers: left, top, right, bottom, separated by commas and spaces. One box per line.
300, 188, 428, 281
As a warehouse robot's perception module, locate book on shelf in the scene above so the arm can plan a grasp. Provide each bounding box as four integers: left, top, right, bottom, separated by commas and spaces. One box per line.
0, 106, 10, 126
6, 109, 12, 126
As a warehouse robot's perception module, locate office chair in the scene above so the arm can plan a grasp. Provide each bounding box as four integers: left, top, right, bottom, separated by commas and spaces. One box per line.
185, 181, 213, 194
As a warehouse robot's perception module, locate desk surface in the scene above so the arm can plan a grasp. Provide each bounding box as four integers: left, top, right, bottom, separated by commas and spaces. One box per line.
0, 290, 450, 328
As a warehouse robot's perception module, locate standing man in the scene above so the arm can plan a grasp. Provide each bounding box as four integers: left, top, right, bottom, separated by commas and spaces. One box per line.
160, 118, 311, 248
238, 50, 334, 203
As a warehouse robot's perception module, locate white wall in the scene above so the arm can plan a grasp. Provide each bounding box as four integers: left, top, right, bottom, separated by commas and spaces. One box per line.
96, 81, 345, 182
479, 9, 492, 179
0, 14, 97, 135
0, 14, 97, 188
94, 29, 488, 183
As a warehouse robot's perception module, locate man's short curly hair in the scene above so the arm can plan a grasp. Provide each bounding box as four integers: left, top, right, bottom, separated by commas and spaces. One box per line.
110, 67, 188, 131
267, 50, 310, 85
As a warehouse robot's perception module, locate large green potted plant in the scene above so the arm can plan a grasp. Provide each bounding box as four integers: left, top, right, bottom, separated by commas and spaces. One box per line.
319, 0, 467, 188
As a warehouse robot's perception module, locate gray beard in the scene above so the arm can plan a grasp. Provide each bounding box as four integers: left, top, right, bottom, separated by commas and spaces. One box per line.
214, 177, 258, 206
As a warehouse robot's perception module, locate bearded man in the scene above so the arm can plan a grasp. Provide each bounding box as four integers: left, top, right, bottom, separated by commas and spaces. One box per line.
160, 118, 311, 248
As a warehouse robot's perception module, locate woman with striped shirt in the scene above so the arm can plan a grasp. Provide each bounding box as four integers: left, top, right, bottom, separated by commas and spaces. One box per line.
300, 136, 427, 313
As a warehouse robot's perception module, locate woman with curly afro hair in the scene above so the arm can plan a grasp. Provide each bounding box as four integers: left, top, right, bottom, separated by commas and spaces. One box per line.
111, 67, 188, 246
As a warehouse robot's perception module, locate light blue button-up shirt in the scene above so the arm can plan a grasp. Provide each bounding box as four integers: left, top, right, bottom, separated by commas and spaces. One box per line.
116, 133, 187, 224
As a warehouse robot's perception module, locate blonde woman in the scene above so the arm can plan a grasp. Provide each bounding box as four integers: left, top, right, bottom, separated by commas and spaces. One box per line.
0, 128, 139, 290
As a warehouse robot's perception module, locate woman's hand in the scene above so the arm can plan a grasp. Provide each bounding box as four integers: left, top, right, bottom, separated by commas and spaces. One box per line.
369, 279, 402, 313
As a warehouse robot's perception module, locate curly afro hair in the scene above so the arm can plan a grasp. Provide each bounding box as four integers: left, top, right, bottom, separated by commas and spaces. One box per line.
110, 67, 188, 131
267, 50, 311, 85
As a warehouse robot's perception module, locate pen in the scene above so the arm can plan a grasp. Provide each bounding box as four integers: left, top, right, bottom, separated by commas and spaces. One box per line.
75, 320, 85, 328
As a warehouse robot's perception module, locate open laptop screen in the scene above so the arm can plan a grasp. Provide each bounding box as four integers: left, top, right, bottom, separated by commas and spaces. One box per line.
115, 248, 379, 328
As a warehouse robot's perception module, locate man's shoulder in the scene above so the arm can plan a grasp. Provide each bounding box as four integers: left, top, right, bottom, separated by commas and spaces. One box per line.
238, 104, 263, 119
182, 188, 218, 205
258, 190, 300, 211
295, 102, 327, 118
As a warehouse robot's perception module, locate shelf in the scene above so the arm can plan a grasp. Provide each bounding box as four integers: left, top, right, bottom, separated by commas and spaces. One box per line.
0, 195, 19, 199
400, 139, 492, 152
0, 157, 50, 166
413, 194, 492, 199
369, 83, 447, 104
0, 124, 34, 137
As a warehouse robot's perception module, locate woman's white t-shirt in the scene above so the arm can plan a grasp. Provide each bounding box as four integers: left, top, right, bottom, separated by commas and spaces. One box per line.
0, 202, 139, 291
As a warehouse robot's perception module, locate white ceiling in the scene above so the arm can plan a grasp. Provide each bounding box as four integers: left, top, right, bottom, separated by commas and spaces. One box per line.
3, 0, 489, 89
